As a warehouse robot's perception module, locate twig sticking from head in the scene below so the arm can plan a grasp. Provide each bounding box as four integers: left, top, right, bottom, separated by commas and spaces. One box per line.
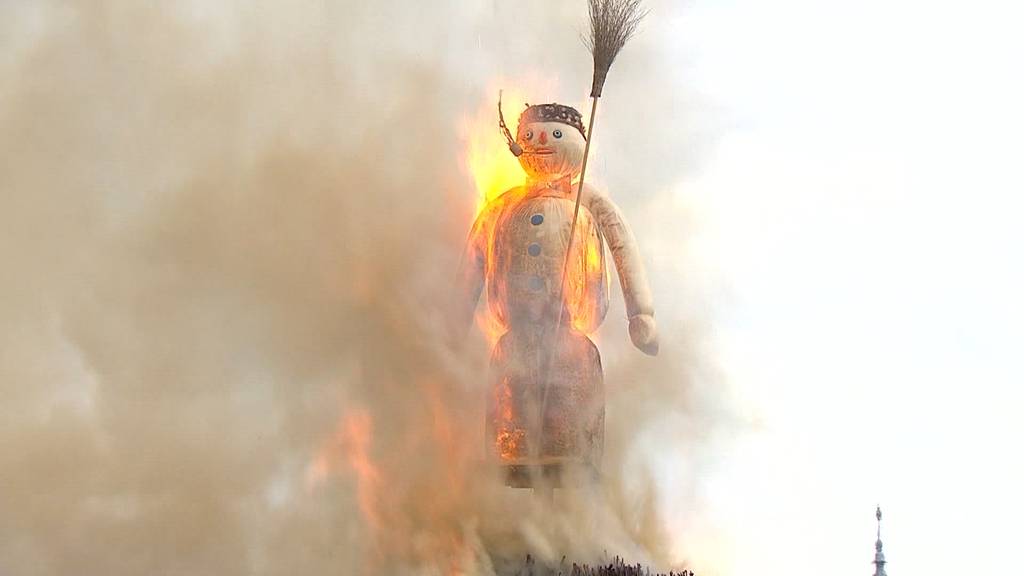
498, 90, 524, 156
585, 0, 647, 98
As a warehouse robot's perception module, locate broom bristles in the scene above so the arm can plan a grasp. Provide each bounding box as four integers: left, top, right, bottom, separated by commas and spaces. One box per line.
585, 0, 647, 97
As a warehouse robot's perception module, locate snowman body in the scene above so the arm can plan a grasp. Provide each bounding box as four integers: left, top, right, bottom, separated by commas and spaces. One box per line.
456, 103, 658, 487
480, 184, 609, 484
486, 188, 608, 334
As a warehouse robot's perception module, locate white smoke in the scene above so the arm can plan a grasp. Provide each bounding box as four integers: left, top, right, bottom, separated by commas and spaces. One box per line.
0, 1, 720, 574
6, 1, 1020, 575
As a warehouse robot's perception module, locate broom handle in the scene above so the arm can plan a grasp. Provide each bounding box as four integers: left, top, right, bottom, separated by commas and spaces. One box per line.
554, 95, 599, 335
534, 96, 599, 465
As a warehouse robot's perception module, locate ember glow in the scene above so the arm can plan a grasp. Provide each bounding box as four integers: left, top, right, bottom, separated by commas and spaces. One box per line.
494, 375, 525, 461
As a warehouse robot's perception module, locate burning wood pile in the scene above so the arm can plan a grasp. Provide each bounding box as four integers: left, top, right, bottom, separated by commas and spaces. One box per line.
516, 555, 695, 576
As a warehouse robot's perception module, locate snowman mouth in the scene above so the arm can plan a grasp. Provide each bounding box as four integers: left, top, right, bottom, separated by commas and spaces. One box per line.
531, 147, 555, 155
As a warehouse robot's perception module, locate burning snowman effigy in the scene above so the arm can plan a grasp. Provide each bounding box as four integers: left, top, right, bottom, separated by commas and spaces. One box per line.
456, 0, 653, 488
457, 103, 657, 486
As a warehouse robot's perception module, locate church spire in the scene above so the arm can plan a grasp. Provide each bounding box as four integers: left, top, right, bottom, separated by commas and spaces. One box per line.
873, 506, 888, 576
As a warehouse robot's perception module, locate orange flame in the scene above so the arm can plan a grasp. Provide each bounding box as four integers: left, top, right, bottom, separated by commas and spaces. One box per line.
568, 230, 610, 334
306, 383, 479, 573
306, 409, 382, 532
463, 88, 529, 212
462, 87, 530, 346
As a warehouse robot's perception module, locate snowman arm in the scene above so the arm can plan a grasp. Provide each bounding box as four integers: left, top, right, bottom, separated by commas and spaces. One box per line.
453, 214, 488, 339
584, 187, 654, 319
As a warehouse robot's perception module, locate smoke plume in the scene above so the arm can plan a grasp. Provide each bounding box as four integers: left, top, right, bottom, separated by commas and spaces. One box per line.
0, 1, 721, 574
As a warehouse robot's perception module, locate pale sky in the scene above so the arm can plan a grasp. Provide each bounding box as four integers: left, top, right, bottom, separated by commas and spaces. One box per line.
658, 1, 1024, 574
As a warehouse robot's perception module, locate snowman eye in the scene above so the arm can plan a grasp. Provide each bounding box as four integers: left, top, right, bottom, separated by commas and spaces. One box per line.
553, 129, 563, 139
524, 130, 534, 141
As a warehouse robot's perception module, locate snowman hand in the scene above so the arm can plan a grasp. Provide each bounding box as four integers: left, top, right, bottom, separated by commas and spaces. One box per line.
628, 314, 659, 356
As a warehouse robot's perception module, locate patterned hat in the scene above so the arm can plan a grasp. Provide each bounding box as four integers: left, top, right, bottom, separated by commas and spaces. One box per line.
518, 103, 587, 140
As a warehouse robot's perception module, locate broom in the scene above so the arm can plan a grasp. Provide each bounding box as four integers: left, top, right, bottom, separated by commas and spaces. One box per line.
534, 0, 647, 482
554, 0, 647, 326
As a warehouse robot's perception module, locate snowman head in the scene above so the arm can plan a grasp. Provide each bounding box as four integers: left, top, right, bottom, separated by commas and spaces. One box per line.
515, 103, 587, 182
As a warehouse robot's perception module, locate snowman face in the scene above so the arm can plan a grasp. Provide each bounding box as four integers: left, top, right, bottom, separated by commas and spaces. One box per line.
516, 121, 586, 181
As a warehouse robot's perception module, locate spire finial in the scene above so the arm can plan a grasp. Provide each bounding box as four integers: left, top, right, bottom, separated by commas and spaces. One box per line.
873, 505, 888, 576
876, 505, 882, 541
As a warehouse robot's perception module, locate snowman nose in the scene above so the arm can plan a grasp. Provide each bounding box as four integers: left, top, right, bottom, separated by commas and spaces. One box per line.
538, 131, 548, 145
